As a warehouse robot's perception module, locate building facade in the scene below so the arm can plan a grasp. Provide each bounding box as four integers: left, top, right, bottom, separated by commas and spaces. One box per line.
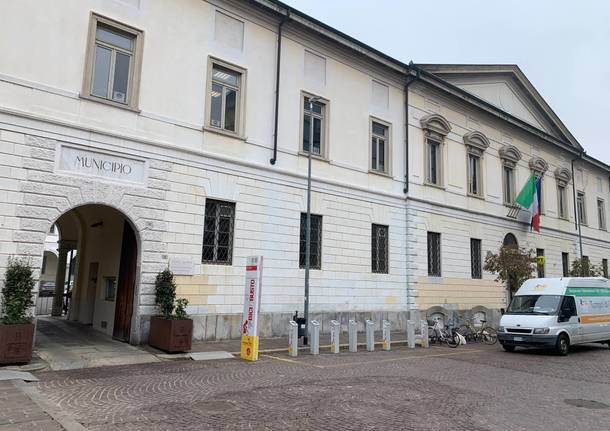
0, 0, 608, 343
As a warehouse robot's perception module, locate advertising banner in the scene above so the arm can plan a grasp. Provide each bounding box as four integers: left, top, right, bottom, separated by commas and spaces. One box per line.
240, 256, 263, 361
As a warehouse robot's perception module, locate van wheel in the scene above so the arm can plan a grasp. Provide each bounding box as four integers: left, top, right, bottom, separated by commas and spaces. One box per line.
502, 343, 516, 352
556, 334, 570, 356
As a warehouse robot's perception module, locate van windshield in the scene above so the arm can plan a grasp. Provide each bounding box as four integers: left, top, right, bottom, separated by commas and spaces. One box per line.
506, 295, 562, 315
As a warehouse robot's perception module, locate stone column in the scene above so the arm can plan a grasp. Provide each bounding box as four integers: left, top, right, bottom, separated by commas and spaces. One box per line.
51, 241, 71, 317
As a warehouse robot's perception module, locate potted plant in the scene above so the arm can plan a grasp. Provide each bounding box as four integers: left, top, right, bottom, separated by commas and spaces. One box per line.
148, 269, 193, 352
1, 258, 36, 364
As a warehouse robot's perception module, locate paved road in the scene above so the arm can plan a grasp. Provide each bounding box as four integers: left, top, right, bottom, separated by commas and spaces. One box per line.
8, 342, 610, 430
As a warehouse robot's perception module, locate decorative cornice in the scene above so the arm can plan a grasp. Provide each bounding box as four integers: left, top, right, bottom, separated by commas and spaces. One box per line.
529, 156, 549, 176
420, 113, 451, 142
554, 167, 572, 187
463, 130, 490, 156
498, 144, 522, 168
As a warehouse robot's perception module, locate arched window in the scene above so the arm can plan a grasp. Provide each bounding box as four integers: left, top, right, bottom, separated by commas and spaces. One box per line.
503, 233, 518, 248
420, 113, 451, 187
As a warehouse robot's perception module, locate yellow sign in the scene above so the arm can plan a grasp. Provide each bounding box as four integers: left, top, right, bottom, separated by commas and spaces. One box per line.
536, 256, 546, 265
240, 335, 259, 361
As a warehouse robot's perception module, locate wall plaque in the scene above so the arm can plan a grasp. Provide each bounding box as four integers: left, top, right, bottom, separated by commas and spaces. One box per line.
169, 257, 195, 276
57, 145, 147, 184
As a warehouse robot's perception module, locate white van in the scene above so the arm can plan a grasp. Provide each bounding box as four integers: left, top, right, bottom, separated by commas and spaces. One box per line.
498, 277, 610, 355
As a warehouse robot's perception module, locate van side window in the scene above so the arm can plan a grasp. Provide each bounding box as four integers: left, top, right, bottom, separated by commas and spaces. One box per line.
560, 296, 577, 316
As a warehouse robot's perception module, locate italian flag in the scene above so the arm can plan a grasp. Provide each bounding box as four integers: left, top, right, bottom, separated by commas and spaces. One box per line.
515, 175, 542, 232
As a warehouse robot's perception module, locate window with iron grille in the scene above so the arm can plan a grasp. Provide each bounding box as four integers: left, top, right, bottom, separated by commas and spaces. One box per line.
299, 213, 322, 269
562, 252, 569, 277
470, 238, 482, 279
202, 200, 235, 264
371, 224, 389, 273
583, 255, 590, 276
427, 232, 441, 277
603, 259, 609, 278
536, 248, 545, 278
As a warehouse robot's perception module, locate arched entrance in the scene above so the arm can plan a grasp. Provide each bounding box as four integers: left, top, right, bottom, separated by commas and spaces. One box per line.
502, 233, 518, 248
40, 204, 139, 343
502, 232, 519, 301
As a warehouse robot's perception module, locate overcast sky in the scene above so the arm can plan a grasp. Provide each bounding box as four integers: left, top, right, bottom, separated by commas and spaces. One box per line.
282, 0, 610, 163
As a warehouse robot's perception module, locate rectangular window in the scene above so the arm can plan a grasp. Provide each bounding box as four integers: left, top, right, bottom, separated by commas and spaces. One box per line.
603, 258, 608, 278
583, 255, 590, 276
577, 192, 587, 225
202, 200, 235, 264
426, 139, 441, 185
562, 252, 569, 277
302, 96, 326, 156
468, 153, 482, 196
427, 232, 441, 277
503, 166, 514, 204
557, 185, 568, 219
371, 224, 389, 274
371, 121, 389, 173
299, 213, 322, 269
470, 238, 482, 279
597, 199, 606, 230
208, 62, 243, 133
41, 255, 47, 275
536, 248, 545, 278
84, 15, 142, 109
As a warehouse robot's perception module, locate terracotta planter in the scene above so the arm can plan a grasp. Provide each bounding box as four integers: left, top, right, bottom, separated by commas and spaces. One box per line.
149, 316, 193, 353
0, 322, 35, 365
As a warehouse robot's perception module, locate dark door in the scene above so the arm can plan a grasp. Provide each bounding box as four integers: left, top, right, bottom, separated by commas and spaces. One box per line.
113, 221, 137, 342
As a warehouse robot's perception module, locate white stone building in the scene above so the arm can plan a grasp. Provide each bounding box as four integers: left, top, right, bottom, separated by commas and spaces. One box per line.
0, 0, 608, 344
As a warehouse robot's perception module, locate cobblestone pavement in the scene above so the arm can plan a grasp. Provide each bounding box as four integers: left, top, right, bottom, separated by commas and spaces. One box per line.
0, 381, 62, 431
8, 342, 610, 430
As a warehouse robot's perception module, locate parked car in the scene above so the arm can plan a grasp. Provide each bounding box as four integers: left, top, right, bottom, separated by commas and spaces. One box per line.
498, 277, 610, 355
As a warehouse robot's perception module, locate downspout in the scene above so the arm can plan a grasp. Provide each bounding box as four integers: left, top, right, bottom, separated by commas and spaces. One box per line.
571, 151, 584, 265
404, 63, 419, 194
270, 11, 289, 165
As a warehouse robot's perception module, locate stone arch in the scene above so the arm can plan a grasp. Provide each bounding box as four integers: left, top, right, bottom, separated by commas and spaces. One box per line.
528, 156, 549, 177
554, 167, 572, 187
498, 145, 522, 168
426, 305, 450, 327
420, 113, 451, 141
463, 131, 490, 156
503, 233, 518, 248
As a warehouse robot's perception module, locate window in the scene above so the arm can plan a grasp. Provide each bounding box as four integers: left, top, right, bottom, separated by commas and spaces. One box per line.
104, 277, 116, 301
557, 184, 568, 219
470, 238, 482, 279
503, 166, 515, 204
371, 120, 390, 173
208, 61, 244, 133
583, 256, 590, 276
84, 14, 143, 109
560, 296, 577, 317
202, 200, 235, 264
299, 213, 322, 269
536, 248, 545, 278
537, 176, 544, 212
597, 199, 606, 230
562, 253, 569, 277
468, 153, 482, 196
603, 259, 608, 278
427, 232, 441, 277
425, 139, 441, 185
577, 192, 587, 225
371, 224, 389, 274
302, 95, 326, 156
41, 255, 47, 275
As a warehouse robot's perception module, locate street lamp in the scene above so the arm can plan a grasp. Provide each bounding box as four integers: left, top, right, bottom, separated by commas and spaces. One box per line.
303, 95, 321, 346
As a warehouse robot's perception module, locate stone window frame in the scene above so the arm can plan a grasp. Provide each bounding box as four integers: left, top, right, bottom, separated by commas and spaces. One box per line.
499, 145, 522, 205
81, 12, 144, 112
299, 91, 331, 161
204, 56, 248, 139
369, 116, 392, 176
427, 231, 442, 277
597, 198, 607, 231
420, 113, 451, 188
470, 238, 482, 279
202, 199, 236, 265
371, 224, 389, 274
554, 167, 572, 220
577, 191, 587, 226
463, 131, 490, 199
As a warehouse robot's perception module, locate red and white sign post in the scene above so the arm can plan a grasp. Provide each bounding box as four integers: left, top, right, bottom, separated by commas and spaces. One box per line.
240, 256, 263, 361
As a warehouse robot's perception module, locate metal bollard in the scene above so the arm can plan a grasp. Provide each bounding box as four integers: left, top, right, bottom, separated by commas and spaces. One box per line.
420, 320, 429, 348
330, 320, 340, 354
365, 320, 375, 352
348, 319, 358, 352
288, 320, 298, 357
382, 320, 391, 351
407, 320, 416, 349
310, 320, 320, 355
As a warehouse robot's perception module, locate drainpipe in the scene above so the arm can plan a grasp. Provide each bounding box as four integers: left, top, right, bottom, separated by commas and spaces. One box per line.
269, 12, 289, 165
571, 151, 584, 265
404, 63, 419, 194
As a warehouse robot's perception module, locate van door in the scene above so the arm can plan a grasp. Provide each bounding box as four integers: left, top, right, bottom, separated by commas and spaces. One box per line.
558, 296, 581, 344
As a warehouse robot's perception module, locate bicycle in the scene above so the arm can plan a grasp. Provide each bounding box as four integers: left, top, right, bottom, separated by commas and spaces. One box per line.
457, 318, 498, 345
428, 318, 460, 348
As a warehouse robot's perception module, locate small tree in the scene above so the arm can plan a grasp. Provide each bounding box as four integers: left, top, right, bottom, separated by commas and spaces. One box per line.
1, 258, 35, 325
154, 269, 189, 319
484, 246, 537, 297
569, 258, 602, 277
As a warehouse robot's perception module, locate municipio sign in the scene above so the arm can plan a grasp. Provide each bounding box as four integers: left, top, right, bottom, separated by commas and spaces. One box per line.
240, 256, 263, 361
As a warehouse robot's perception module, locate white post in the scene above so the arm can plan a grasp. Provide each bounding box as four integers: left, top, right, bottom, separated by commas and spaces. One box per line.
288, 320, 298, 357
348, 319, 358, 353
382, 320, 391, 351
310, 320, 320, 355
330, 320, 340, 354
407, 320, 416, 349
420, 320, 429, 348
365, 320, 375, 352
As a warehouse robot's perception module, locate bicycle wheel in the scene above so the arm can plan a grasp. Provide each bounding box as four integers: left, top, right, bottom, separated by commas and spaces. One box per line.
481, 327, 498, 345
445, 330, 460, 348
457, 325, 470, 340
428, 327, 437, 345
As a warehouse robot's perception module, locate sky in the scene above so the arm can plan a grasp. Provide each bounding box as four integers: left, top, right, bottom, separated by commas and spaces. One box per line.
282, 0, 610, 163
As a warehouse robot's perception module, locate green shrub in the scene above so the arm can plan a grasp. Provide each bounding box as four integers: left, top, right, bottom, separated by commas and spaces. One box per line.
154, 269, 190, 320
175, 298, 189, 320
1, 258, 35, 325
